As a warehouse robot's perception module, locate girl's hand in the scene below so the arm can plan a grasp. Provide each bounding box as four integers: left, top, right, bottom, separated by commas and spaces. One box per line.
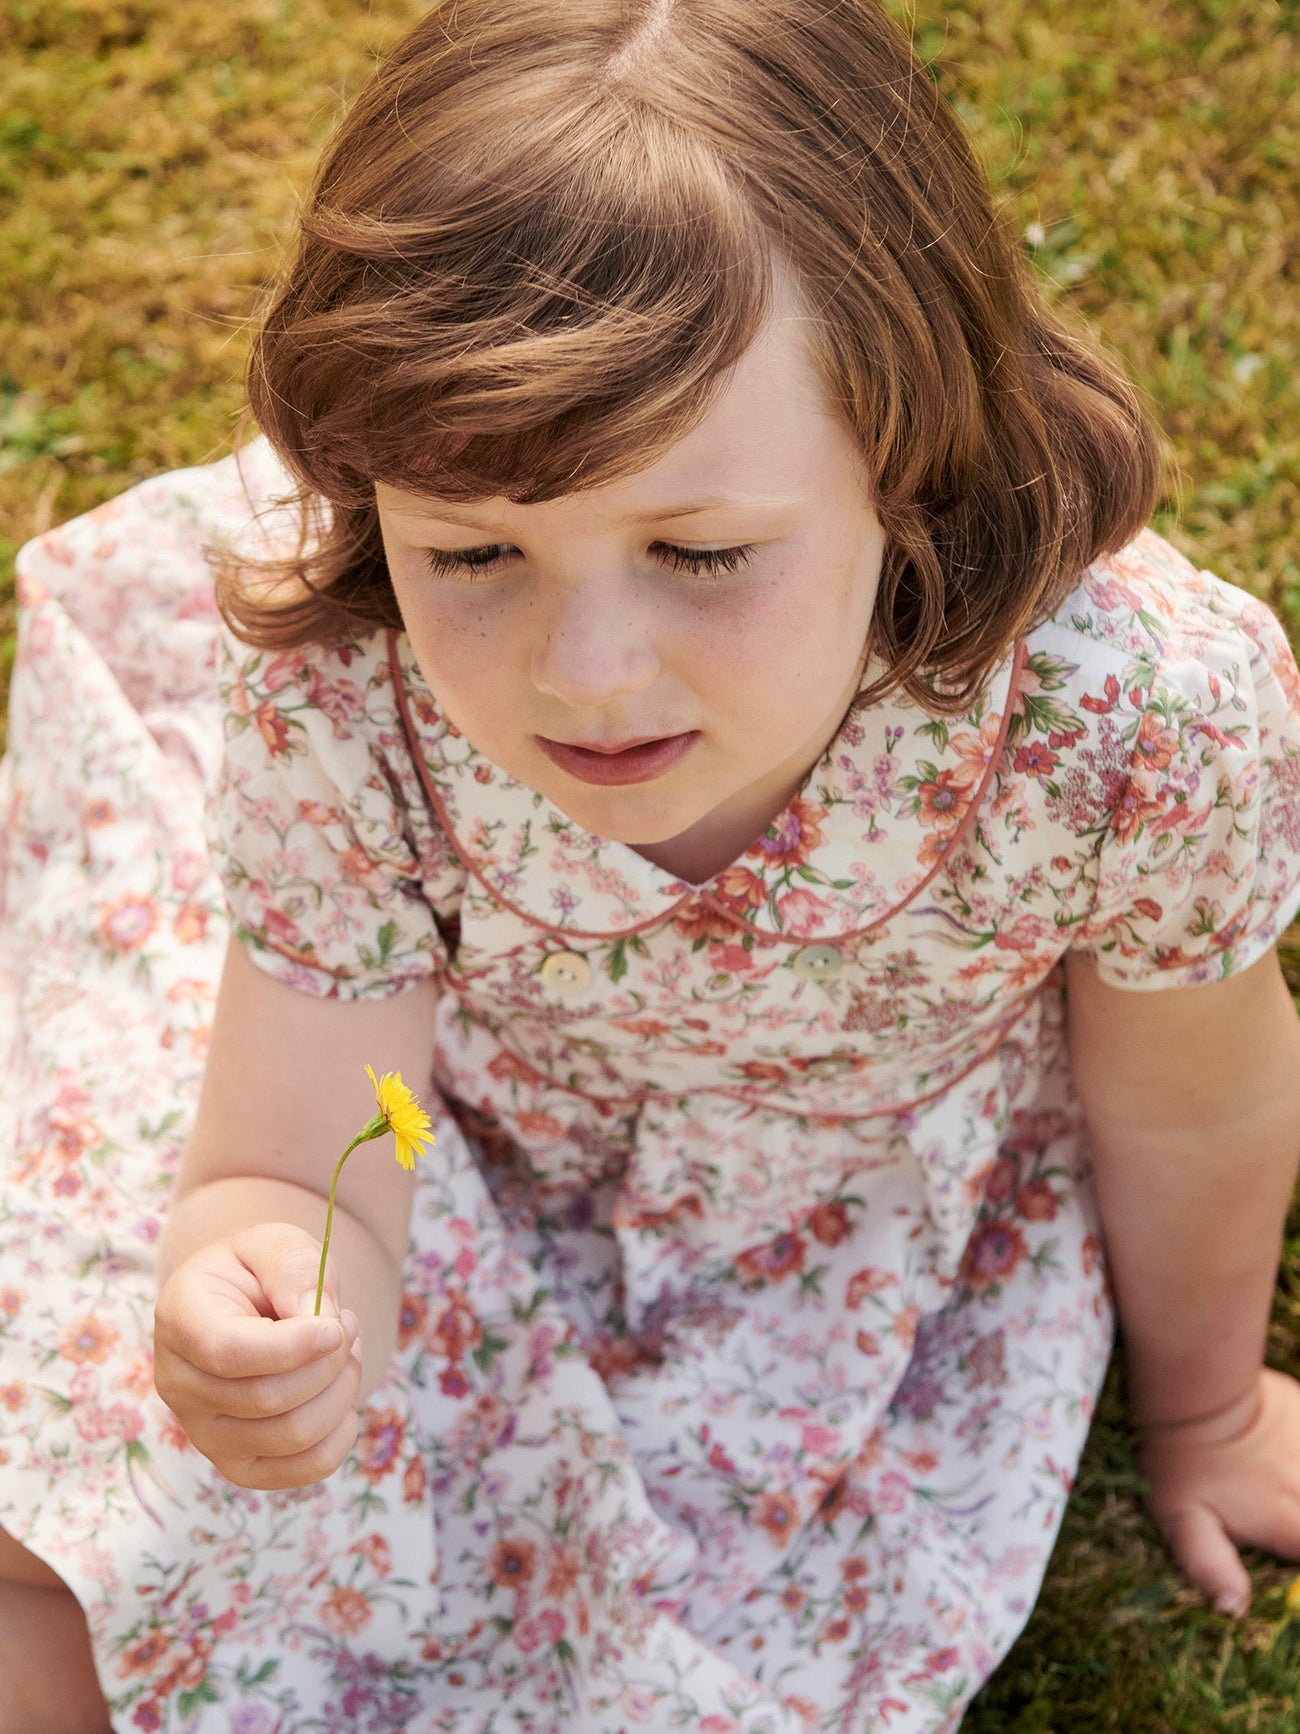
153, 1221, 363, 1489
1140, 1367, 1300, 1617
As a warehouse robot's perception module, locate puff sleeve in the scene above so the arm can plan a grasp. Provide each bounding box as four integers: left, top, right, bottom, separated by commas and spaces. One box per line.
207, 621, 454, 999
1070, 567, 1300, 988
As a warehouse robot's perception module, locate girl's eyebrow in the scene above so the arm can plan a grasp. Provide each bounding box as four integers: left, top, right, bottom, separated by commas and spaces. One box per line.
389, 494, 804, 527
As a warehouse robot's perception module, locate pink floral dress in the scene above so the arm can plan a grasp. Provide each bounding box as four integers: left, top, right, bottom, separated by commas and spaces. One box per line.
3, 437, 1300, 1734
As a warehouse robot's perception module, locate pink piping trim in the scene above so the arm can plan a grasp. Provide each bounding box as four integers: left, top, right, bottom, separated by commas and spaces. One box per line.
385, 630, 1031, 950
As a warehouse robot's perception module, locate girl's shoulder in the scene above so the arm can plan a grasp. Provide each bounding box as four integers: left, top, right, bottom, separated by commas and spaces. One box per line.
1022, 526, 1300, 725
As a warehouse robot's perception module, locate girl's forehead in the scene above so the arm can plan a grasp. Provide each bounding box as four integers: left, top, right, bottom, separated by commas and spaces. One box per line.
375, 305, 852, 523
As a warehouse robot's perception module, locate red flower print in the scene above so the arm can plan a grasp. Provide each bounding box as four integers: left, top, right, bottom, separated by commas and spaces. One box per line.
487, 1049, 541, 1084
398, 1291, 428, 1348
57, 1315, 118, 1365
543, 1543, 582, 1602
403, 1454, 428, 1504
306, 669, 365, 739
1080, 673, 1121, 715
439, 1364, 471, 1399
1132, 711, 1180, 772
752, 1488, 800, 1546
780, 1582, 807, 1613
844, 1266, 896, 1309
960, 1220, 1029, 1292
776, 888, 834, 936
806, 1201, 851, 1247
1012, 740, 1059, 779
948, 714, 1004, 784
488, 1535, 537, 1590
1081, 1233, 1105, 1277
117, 1629, 172, 1680
254, 701, 290, 756
746, 798, 828, 869
131, 1700, 165, 1731
350, 1534, 393, 1578
1015, 1180, 1058, 1221
673, 898, 744, 943
354, 1406, 405, 1484
714, 864, 767, 909
983, 1156, 1017, 1204
171, 902, 208, 945
915, 770, 968, 831
99, 894, 157, 954
320, 1584, 373, 1638
734, 1230, 807, 1288
427, 1290, 482, 1361
514, 1109, 566, 1145
260, 906, 308, 953
1108, 771, 1167, 842
738, 1061, 788, 1084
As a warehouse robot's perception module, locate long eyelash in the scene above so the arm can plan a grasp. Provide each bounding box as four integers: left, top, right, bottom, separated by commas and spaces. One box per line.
422, 543, 756, 578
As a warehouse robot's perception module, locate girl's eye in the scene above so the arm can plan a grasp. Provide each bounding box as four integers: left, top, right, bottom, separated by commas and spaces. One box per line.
421, 542, 756, 579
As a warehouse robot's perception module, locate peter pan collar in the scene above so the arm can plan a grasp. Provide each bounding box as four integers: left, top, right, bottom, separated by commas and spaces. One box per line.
387, 631, 1028, 946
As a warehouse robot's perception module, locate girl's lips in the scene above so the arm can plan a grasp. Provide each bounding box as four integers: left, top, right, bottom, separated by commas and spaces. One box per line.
535, 731, 699, 786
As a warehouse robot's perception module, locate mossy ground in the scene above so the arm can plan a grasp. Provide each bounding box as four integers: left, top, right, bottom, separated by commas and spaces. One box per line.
2, 2, 1299, 1725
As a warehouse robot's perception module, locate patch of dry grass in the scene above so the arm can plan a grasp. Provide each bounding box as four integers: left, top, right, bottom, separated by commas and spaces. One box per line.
3, 3, 1300, 1726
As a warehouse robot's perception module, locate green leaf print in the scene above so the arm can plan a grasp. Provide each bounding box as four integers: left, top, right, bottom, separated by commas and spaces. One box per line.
607, 938, 628, 983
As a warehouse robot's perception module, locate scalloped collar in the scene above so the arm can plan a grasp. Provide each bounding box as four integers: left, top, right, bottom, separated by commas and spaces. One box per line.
387, 631, 1027, 945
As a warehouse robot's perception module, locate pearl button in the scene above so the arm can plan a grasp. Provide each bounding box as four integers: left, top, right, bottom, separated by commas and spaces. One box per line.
805, 1054, 857, 1079
538, 950, 593, 998
790, 944, 844, 981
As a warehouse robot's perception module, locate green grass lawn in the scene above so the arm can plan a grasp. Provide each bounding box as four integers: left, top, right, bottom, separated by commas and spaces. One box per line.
3, 1, 1299, 1726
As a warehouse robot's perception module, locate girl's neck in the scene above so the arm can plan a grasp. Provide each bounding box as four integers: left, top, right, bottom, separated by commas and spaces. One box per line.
629, 763, 810, 887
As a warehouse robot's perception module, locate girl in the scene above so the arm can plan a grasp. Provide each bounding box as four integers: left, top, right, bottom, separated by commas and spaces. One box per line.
3, 1, 1300, 1730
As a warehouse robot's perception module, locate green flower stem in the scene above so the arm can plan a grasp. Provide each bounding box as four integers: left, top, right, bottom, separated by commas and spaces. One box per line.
313, 1114, 388, 1317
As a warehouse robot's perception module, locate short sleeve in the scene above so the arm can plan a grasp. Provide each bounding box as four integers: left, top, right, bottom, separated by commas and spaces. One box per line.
207, 621, 451, 999
1071, 570, 1300, 988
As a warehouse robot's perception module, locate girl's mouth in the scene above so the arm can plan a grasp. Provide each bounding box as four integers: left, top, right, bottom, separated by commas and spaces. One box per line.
534, 731, 699, 786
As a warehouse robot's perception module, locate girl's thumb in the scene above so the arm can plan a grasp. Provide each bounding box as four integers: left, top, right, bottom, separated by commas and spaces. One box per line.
257, 1231, 338, 1321
1163, 1504, 1251, 1618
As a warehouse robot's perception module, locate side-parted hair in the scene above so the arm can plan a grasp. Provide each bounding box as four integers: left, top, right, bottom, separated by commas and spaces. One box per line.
214, 0, 1163, 716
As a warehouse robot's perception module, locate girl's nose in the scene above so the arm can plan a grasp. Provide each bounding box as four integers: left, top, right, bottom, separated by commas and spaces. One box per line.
529, 583, 661, 709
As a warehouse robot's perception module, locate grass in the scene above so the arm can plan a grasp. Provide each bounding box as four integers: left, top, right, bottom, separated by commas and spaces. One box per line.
2, 1, 1300, 1726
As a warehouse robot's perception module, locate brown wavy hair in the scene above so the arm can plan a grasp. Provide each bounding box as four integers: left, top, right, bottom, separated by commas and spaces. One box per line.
213, 0, 1164, 716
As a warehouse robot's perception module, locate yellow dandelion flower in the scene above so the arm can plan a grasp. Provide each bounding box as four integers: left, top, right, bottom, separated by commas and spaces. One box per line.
1287, 1576, 1300, 1618
313, 1064, 436, 1315
364, 1064, 436, 1171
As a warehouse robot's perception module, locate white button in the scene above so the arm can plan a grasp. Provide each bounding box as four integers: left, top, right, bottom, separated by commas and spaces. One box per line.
538, 950, 593, 998
805, 1054, 857, 1079
790, 945, 843, 981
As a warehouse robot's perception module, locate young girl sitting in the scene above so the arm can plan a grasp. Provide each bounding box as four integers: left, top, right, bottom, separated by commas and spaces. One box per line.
3, 2, 1300, 1730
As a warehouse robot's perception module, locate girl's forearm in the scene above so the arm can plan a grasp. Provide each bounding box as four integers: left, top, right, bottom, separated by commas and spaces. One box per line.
157, 1175, 402, 1406
1088, 1095, 1300, 1433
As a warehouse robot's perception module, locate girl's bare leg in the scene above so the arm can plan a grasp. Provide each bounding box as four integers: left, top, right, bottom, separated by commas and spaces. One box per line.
0, 1527, 113, 1734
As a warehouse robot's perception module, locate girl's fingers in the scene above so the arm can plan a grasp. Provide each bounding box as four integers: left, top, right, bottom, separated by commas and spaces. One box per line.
1161, 1505, 1251, 1618
155, 1318, 358, 1421
198, 1351, 363, 1468
156, 1293, 347, 1380
224, 1398, 363, 1493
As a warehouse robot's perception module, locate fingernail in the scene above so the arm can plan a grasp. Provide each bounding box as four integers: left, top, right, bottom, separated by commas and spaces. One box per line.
1215, 1593, 1245, 1618
313, 1320, 344, 1354
301, 1290, 336, 1319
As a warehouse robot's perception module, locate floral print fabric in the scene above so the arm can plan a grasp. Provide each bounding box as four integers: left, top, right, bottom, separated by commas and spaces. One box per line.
3, 435, 1300, 1733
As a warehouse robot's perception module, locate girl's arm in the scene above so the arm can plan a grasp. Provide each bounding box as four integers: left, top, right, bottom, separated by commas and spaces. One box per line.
1063, 942, 1300, 1615
154, 936, 439, 1486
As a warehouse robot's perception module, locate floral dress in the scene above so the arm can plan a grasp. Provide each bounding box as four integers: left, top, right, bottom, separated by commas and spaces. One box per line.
3, 435, 1300, 1734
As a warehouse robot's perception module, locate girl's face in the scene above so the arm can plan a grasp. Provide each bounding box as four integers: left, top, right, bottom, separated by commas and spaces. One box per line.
377, 274, 886, 883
